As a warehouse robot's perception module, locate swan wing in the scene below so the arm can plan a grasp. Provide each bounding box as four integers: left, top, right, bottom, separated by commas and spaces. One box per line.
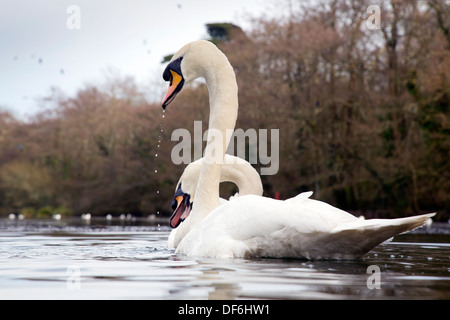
284, 191, 313, 204
176, 194, 357, 259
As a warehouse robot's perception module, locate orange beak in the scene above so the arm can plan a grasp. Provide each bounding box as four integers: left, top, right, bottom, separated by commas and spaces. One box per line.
169, 194, 192, 228
162, 69, 184, 109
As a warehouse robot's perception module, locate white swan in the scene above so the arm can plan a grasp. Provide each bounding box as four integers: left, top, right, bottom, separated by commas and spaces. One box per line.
162, 40, 435, 259
168, 154, 263, 248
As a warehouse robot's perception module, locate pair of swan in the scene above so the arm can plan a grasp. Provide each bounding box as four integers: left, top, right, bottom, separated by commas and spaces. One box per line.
162, 40, 434, 259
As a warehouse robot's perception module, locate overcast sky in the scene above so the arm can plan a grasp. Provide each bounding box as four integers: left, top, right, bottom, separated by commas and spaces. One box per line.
0, 0, 268, 119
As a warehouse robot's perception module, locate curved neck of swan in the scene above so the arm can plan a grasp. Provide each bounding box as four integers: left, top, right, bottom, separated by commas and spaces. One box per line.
168, 155, 262, 249
221, 156, 263, 197
190, 53, 238, 226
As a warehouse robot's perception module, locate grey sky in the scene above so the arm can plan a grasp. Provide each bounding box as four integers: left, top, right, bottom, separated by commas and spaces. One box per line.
0, 0, 266, 119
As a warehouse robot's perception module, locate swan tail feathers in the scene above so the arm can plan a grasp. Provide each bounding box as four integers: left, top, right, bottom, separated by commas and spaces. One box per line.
332, 212, 435, 234
328, 213, 435, 258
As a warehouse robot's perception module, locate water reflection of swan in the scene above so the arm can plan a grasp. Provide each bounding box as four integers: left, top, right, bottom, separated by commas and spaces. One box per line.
162, 40, 435, 259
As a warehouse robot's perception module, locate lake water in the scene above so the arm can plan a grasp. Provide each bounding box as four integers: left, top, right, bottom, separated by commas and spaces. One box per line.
0, 218, 449, 300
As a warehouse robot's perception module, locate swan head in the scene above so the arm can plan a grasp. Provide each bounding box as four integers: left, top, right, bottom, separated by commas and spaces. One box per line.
162, 40, 226, 109
169, 183, 193, 228
168, 158, 204, 228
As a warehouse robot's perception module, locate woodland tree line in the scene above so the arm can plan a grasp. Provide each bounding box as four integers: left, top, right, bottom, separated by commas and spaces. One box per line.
0, 0, 449, 220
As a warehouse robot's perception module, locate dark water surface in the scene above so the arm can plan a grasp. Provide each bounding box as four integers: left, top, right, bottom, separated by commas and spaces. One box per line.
0, 218, 449, 299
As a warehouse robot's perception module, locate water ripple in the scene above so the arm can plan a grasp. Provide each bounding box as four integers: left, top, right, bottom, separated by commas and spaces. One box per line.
0, 220, 449, 299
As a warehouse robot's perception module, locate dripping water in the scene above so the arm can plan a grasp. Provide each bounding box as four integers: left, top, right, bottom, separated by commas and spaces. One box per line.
153, 110, 165, 231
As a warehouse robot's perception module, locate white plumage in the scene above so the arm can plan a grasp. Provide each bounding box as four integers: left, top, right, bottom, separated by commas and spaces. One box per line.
162, 40, 435, 260
175, 193, 433, 259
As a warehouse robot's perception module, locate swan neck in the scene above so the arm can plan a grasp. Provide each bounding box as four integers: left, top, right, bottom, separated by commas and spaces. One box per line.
220, 158, 263, 196
191, 54, 238, 225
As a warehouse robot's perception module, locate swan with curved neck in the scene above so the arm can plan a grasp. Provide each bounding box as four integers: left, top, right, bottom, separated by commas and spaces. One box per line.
168, 154, 263, 248
163, 40, 238, 228
162, 40, 435, 259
